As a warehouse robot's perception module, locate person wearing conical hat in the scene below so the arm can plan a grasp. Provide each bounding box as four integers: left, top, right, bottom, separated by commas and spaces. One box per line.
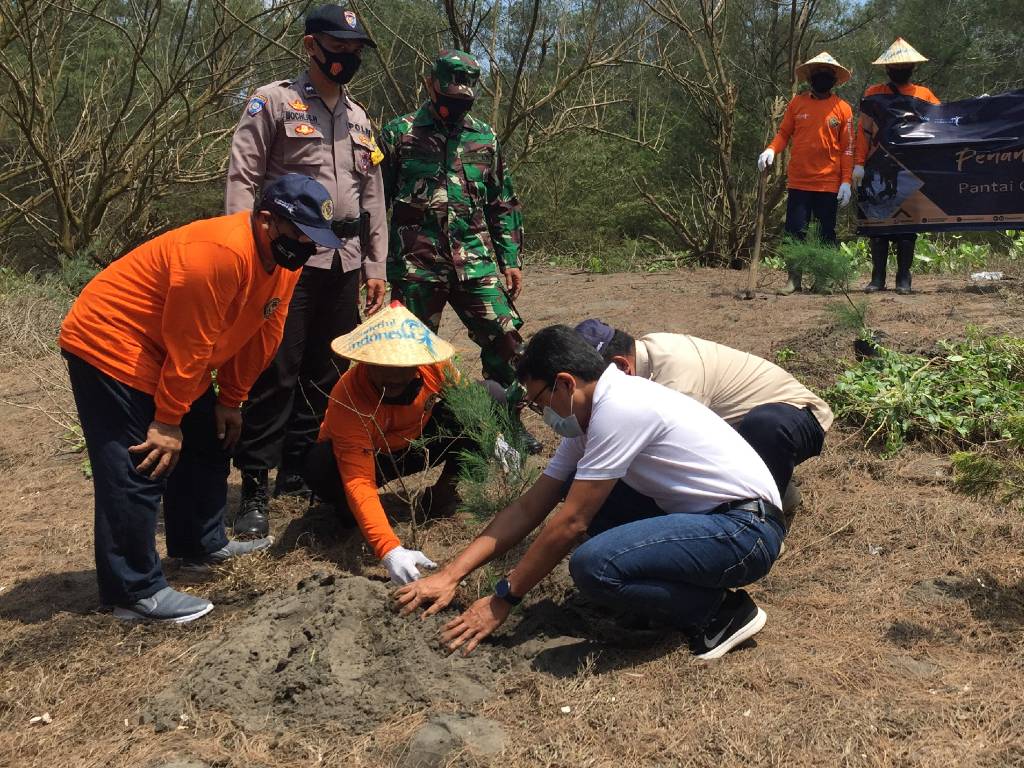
758, 52, 855, 295
301, 302, 483, 584
853, 38, 940, 295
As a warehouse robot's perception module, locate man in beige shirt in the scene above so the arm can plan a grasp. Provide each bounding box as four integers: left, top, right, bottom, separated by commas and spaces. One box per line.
224, 4, 388, 537
576, 320, 832, 513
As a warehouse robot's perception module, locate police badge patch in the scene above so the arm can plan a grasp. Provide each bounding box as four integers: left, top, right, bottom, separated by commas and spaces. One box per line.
246, 96, 266, 116
288, 99, 308, 112
344, 10, 357, 27
263, 298, 281, 319
321, 199, 334, 221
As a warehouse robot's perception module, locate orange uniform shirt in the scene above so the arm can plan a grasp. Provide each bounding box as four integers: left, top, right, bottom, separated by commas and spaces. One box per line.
59, 211, 299, 425
768, 91, 854, 193
317, 362, 454, 559
854, 82, 940, 166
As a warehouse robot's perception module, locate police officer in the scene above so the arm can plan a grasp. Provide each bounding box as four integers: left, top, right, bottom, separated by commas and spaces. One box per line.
379, 50, 540, 453
225, 5, 387, 537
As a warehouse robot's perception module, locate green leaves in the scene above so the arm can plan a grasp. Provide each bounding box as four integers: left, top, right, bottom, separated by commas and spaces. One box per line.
826, 331, 1024, 457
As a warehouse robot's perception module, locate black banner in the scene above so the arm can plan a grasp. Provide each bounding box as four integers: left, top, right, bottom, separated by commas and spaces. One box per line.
856, 89, 1024, 235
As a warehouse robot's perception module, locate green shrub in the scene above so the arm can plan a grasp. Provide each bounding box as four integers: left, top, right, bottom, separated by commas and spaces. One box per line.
827, 331, 1024, 456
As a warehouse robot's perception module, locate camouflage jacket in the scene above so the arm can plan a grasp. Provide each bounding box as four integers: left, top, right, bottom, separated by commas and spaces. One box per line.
380, 104, 523, 282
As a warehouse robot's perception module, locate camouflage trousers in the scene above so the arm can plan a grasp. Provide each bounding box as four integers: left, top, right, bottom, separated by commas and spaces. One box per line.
396, 265, 524, 398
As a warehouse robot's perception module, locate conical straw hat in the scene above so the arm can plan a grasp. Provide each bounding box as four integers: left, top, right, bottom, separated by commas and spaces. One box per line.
873, 38, 928, 65
795, 51, 852, 85
330, 303, 455, 367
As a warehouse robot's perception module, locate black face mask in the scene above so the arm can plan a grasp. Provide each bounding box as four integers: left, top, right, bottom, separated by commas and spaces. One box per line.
887, 66, 913, 85
315, 41, 361, 85
810, 71, 836, 94
433, 93, 473, 126
271, 233, 316, 271
381, 377, 424, 406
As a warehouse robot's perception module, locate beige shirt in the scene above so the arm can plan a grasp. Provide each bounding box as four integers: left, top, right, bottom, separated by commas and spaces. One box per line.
634, 333, 834, 431
225, 71, 386, 275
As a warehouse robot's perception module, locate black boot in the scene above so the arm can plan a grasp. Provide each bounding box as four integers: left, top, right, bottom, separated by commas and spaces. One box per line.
234, 470, 270, 538
778, 265, 802, 296
274, 468, 311, 499
895, 238, 914, 295
864, 238, 888, 293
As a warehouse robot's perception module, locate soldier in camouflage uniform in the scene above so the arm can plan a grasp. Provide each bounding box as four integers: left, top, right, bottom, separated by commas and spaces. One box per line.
380, 50, 539, 452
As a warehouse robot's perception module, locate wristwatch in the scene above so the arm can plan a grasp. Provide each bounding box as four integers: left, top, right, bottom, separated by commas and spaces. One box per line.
494, 577, 522, 606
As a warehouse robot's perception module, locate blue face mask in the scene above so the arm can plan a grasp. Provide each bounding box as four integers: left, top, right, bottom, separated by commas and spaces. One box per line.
543, 406, 583, 438
542, 382, 584, 438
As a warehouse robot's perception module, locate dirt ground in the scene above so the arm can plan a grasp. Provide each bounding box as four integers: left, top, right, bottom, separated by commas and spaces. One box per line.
1, 266, 1023, 768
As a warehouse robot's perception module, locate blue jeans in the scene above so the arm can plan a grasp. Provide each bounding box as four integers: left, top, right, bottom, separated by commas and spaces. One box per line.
569, 483, 785, 631
65, 352, 230, 606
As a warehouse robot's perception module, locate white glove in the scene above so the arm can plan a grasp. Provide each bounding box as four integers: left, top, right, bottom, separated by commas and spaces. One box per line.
837, 182, 852, 207
852, 165, 865, 185
757, 148, 775, 172
382, 546, 438, 585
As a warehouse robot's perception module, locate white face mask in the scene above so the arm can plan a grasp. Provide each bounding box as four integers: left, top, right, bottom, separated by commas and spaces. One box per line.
542, 381, 584, 438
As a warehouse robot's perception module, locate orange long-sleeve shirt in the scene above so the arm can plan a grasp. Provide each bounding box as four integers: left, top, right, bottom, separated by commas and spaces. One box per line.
59, 211, 299, 425
317, 362, 454, 559
768, 91, 854, 193
854, 82, 941, 166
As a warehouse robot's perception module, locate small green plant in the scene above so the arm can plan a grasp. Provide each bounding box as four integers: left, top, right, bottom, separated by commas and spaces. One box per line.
779, 224, 859, 294
437, 377, 541, 521
774, 347, 796, 365
827, 330, 1024, 456
951, 449, 1024, 507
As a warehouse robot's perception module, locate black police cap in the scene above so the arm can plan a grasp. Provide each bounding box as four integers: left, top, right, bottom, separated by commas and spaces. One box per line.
304, 5, 377, 48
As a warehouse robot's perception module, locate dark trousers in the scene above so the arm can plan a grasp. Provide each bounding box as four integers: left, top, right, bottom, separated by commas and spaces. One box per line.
735, 403, 825, 495
65, 352, 229, 606
302, 404, 474, 522
234, 262, 361, 475
785, 189, 838, 246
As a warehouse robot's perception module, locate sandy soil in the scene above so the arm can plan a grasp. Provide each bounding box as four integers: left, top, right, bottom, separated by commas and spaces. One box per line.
1, 266, 1023, 767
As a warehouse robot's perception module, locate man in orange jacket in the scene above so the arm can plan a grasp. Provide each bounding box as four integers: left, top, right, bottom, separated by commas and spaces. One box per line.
759, 52, 854, 295
302, 303, 493, 584
60, 174, 341, 623
853, 38, 940, 295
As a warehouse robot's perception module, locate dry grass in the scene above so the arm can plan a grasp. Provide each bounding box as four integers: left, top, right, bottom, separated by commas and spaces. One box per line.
2, 267, 1024, 767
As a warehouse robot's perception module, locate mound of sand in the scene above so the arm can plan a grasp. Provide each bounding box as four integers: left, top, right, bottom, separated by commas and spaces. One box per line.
147, 574, 514, 734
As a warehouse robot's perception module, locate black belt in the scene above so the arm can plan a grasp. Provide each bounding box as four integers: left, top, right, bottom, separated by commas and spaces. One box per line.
719, 498, 787, 533
331, 210, 370, 240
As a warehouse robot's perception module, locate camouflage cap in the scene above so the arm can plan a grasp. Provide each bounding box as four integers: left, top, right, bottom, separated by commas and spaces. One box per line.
432, 49, 480, 98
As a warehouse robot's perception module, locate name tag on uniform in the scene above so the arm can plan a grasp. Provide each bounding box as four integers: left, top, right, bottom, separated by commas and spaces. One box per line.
285, 122, 323, 138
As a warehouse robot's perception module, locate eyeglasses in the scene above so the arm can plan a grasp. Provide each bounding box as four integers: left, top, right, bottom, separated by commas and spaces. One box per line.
524, 384, 550, 415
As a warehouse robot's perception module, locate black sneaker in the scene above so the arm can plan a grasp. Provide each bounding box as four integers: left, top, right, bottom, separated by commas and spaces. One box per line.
234, 470, 269, 538
274, 471, 311, 499
689, 589, 767, 660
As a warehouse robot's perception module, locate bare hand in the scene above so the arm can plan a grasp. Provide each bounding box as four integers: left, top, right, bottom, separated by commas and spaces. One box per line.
394, 571, 459, 618
129, 421, 183, 479
214, 403, 242, 450
503, 268, 523, 300
440, 595, 511, 656
364, 278, 387, 315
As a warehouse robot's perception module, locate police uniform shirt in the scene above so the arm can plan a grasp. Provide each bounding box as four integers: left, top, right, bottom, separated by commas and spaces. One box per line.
225, 71, 387, 276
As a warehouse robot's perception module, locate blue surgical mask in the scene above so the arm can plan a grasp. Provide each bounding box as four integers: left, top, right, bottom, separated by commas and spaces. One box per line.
543, 405, 584, 438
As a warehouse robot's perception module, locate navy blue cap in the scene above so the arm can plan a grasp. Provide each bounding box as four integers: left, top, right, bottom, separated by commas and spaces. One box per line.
305, 5, 377, 48
259, 174, 342, 249
574, 319, 616, 353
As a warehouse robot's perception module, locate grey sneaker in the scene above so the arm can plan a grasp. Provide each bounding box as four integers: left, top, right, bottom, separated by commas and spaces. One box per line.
113, 587, 213, 624
180, 536, 275, 570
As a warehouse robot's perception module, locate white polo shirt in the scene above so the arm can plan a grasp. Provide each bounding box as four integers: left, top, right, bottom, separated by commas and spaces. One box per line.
544, 365, 781, 512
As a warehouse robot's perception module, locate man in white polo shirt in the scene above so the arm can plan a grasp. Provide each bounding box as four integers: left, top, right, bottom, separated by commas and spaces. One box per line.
575, 319, 831, 516
396, 325, 785, 660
